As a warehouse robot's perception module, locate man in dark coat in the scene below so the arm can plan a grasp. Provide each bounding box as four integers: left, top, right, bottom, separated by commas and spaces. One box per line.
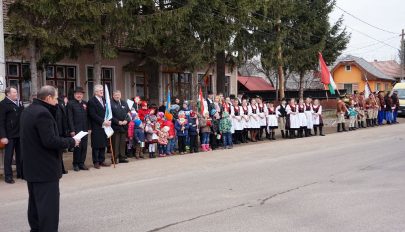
20, 85, 79, 232
67, 87, 89, 171
0, 86, 24, 184
56, 96, 69, 174
88, 84, 111, 169
111, 90, 130, 163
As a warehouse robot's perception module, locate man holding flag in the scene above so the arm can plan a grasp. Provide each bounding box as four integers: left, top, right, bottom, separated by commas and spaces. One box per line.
88, 84, 111, 169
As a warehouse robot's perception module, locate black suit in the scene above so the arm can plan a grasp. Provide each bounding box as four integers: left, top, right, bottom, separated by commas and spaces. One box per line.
88, 96, 107, 164
56, 98, 69, 173
20, 99, 75, 232
0, 97, 24, 180
111, 99, 130, 161
67, 99, 89, 167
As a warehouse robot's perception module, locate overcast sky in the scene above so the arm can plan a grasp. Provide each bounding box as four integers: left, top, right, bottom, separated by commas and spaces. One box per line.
329, 0, 405, 62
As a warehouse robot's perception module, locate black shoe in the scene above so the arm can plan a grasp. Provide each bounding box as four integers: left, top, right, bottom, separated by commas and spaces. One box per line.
62, 169, 68, 174
73, 165, 80, 172
119, 159, 129, 163
79, 165, 89, 170
5, 178, 15, 184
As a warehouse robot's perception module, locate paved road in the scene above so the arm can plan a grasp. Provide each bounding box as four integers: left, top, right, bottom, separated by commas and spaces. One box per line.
1, 123, 405, 232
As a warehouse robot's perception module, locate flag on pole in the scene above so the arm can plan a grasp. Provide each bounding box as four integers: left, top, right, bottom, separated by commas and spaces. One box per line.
166, 89, 171, 113
198, 87, 205, 114
364, 74, 372, 98
103, 84, 114, 138
319, 52, 337, 95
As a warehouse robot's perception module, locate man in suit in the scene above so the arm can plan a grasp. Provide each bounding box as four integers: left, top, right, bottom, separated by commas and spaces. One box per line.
111, 90, 130, 163
0, 86, 24, 184
67, 87, 89, 171
56, 96, 69, 174
88, 84, 111, 169
20, 85, 80, 232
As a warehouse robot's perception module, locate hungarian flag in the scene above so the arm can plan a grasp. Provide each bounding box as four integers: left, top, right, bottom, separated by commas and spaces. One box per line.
319, 52, 337, 95
166, 89, 171, 113
197, 87, 204, 114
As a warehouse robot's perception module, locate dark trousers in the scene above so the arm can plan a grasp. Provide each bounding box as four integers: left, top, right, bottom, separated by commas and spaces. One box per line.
112, 131, 127, 160
222, 132, 233, 147
189, 135, 198, 152
92, 148, 106, 164
178, 136, 186, 153
27, 181, 60, 232
73, 136, 88, 166
158, 144, 167, 154
4, 138, 22, 179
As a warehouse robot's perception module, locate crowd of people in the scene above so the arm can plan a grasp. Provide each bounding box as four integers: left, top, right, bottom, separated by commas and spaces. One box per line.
0, 86, 401, 184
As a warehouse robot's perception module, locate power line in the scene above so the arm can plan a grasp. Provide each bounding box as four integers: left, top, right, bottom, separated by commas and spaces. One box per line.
345, 35, 398, 53
335, 5, 397, 35
344, 24, 399, 51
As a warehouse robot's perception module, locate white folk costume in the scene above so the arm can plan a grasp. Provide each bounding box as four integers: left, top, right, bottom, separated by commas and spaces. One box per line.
231, 105, 244, 132
312, 104, 325, 136
297, 104, 307, 128
286, 104, 300, 129
266, 106, 278, 129
248, 105, 261, 129
257, 103, 268, 127
304, 103, 314, 129
240, 105, 250, 143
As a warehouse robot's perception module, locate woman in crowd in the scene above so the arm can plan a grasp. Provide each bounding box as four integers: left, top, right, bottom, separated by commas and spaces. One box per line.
286, 98, 299, 139
276, 98, 288, 138
241, 99, 250, 143
257, 97, 268, 141
248, 98, 260, 142
266, 101, 278, 140
304, 97, 314, 136
297, 98, 308, 137
312, 99, 325, 136
230, 99, 243, 144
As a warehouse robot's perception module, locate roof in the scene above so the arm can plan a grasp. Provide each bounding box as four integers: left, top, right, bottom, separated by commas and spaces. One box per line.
333, 55, 395, 81
238, 76, 275, 91
370, 60, 405, 79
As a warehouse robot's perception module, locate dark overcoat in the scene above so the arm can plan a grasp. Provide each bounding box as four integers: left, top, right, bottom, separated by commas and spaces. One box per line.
0, 97, 24, 139
88, 96, 108, 148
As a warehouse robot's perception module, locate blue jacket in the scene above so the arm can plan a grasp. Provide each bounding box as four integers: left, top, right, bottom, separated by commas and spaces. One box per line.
133, 126, 145, 144
175, 119, 189, 137
188, 118, 198, 136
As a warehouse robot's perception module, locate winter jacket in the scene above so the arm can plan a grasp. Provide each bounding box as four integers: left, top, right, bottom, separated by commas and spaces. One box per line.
133, 125, 145, 144
198, 116, 211, 134
0, 97, 24, 139
111, 99, 130, 132
175, 119, 189, 137
67, 99, 89, 134
164, 120, 176, 138
188, 117, 198, 136
144, 122, 156, 142
219, 115, 232, 133
128, 120, 135, 138
158, 130, 169, 145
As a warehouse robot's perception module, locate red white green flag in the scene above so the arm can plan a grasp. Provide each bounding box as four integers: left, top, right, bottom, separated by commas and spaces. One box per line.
198, 87, 204, 114
318, 52, 337, 95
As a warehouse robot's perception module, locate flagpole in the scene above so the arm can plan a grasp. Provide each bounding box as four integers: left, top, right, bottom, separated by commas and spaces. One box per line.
109, 137, 116, 168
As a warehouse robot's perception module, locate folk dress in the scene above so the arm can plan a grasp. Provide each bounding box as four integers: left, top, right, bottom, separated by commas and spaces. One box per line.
304, 103, 314, 129
230, 105, 244, 133
297, 104, 308, 128
258, 103, 268, 127
286, 104, 300, 129
266, 107, 278, 129
241, 106, 250, 130
248, 105, 261, 129
312, 105, 323, 126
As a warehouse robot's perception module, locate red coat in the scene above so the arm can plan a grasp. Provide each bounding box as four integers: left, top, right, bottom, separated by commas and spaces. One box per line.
164, 120, 175, 138
138, 108, 151, 121
127, 120, 134, 138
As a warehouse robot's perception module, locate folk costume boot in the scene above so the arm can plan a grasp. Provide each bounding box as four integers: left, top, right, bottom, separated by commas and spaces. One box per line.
342, 123, 348, 132
357, 122, 361, 129
314, 127, 318, 135
272, 132, 276, 140
281, 130, 285, 138
285, 130, 289, 139
319, 126, 325, 136
337, 123, 342, 132
361, 121, 366, 128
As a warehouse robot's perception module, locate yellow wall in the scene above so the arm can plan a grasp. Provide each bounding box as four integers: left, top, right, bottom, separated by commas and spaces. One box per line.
333, 64, 392, 93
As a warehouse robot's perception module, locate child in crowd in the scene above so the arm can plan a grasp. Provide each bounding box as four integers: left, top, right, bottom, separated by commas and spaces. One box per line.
210, 109, 221, 150
199, 112, 212, 152
188, 111, 199, 153
164, 112, 176, 156
219, 111, 233, 149
133, 119, 145, 159
348, 103, 358, 131
145, 115, 157, 158
157, 126, 169, 157
127, 110, 138, 157
175, 111, 189, 155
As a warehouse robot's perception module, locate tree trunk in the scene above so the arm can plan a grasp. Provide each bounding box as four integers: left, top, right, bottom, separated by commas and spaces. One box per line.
276, 18, 285, 100
29, 39, 38, 101
216, 50, 225, 95
94, 41, 102, 85
299, 71, 305, 100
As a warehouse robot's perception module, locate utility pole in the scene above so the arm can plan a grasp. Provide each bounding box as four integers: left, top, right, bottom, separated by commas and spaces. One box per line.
401, 29, 404, 82
0, 0, 6, 100
276, 18, 285, 100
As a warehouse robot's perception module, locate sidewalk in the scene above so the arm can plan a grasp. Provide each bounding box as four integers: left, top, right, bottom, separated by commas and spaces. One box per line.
1, 117, 403, 177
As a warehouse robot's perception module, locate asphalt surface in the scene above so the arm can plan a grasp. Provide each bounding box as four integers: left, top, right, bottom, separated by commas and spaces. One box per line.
1, 123, 405, 232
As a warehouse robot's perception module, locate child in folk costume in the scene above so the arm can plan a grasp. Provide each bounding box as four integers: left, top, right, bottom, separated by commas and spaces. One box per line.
276, 99, 288, 138
144, 115, 157, 158
304, 97, 314, 136
336, 97, 348, 132
248, 98, 261, 142
266, 102, 278, 140
157, 126, 170, 157
312, 99, 325, 136
219, 111, 233, 149
256, 97, 268, 141
199, 112, 212, 152
297, 98, 308, 138
230, 100, 243, 144
240, 99, 250, 143
188, 112, 199, 153
286, 98, 300, 139
175, 111, 189, 155
348, 103, 358, 131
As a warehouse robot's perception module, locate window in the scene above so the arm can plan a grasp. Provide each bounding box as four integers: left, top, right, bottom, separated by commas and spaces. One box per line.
375, 83, 381, 92
384, 83, 389, 91
198, 74, 212, 97
224, 75, 230, 97
345, 65, 351, 71
162, 72, 192, 101
136, 75, 146, 98
344, 83, 353, 94
5, 62, 31, 102
86, 66, 114, 97
46, 65, 77, 99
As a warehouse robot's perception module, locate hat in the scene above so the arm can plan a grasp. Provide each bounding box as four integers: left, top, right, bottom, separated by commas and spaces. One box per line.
165, 112, 173, 121
141, 101, 147, 107
130, 110, 138, 120
135, 119, 142, 127
157, 112, 164, 118
150, 115, 157, 122
74, 86, 85, 93
207, 90, 213, 95
183, 100, 189, 106
230, 94, 236, 100
210, 109, 217, 116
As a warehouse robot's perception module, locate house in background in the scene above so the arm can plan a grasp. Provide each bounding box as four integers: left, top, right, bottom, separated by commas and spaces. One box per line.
237, 75, 274, 95
332, 55, 396, 94
370, 59, 405, 83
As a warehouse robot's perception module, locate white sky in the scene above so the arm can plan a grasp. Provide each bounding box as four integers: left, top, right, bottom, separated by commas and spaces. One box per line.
330, 0, 405, 62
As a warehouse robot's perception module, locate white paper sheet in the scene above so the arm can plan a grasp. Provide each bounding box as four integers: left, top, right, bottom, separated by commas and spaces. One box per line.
73, 131, 88, 140
104, 126, 114, 138
127, 99, 135, 110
